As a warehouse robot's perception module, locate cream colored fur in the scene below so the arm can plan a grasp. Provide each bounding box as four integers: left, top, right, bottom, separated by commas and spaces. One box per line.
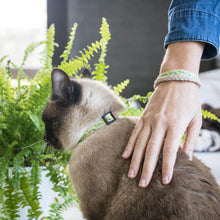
58, 79, 125, 151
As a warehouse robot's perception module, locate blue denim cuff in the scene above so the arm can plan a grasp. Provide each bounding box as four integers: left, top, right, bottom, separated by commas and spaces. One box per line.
164, 9, 220, 60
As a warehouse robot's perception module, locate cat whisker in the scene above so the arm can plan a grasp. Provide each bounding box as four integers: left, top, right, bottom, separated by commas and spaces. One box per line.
17, 140, 44, 150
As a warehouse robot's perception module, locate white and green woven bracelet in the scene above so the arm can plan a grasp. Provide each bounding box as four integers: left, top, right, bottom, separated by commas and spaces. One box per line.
153, 69, 201, 89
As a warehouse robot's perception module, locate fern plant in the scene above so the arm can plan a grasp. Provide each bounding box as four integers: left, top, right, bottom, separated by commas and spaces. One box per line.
0, 17, 147, 220
1, 17, 218, 220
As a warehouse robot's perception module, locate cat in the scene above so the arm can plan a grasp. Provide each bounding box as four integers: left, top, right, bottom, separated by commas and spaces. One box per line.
42, 68, 220, 220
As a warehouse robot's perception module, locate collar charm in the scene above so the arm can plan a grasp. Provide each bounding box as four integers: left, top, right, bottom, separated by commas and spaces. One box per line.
102, 111, 117, 125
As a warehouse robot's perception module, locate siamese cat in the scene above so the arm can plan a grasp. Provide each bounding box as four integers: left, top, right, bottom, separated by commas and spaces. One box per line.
42, 68, 220, 220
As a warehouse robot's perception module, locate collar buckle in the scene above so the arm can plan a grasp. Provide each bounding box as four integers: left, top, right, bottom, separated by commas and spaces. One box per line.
102, 112, 116, 125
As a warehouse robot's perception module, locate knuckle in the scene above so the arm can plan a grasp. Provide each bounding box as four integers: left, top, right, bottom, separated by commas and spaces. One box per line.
135, 138, 146, 150
131, 155, 141, 168
163, 146, 175, 156
141, 115, 150, 125
132, 125, 139, 134
153, 112, 166, 124
169, 120, 181, 130
145, 143, 156, 154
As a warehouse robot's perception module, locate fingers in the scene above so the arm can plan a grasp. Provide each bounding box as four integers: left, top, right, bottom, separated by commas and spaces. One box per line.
161, 126, 185, 185
138, 124, 166, 187
122, 118, 144, 159
183, 113, 202, 160
127, 126, 151, 179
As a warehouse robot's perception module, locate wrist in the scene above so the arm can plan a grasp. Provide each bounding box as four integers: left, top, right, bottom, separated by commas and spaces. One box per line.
160, 41, 205, 75
154, 69, 201, 88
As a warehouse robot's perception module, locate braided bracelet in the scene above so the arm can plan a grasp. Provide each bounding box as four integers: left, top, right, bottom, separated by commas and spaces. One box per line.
153, 70, 201, 89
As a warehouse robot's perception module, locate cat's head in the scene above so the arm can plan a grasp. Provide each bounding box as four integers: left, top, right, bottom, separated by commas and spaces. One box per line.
42, 68, 125, 150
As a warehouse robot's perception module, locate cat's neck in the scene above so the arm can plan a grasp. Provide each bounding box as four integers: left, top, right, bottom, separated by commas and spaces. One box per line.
79, 111, 118, 143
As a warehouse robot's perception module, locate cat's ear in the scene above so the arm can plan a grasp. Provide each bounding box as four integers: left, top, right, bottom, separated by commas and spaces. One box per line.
51, 69, 76, 102
51, 68, 71, 100
51, 68, 81, 104
82, 68, 92, 78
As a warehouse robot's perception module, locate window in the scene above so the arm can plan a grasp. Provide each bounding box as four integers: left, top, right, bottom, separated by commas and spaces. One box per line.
0, 0, 47, 69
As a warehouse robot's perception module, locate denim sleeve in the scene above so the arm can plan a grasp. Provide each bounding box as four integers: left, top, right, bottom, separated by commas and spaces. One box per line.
164, 0, 220, 60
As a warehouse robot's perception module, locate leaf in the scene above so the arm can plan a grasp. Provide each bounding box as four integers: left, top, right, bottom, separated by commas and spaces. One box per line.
60, 23, 78, 63
113, 79, 130, 95
202, 109, 220, 123
92, 18, 111, 82
26, 111, 42, 131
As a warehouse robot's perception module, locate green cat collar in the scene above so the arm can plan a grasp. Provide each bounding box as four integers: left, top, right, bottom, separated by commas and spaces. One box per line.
79, 112, 117, 143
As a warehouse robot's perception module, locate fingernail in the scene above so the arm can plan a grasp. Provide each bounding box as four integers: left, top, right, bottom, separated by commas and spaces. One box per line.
139, 178, 147, 187
162, 175, 169, 184
128, 169, 135, 178
122, 150, 129, 158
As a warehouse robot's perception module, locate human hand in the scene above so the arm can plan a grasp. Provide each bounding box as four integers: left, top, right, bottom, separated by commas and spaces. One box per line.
122, 81, 202, 187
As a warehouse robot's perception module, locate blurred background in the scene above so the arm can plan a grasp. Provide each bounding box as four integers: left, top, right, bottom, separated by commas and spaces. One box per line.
1, 0, 219, 97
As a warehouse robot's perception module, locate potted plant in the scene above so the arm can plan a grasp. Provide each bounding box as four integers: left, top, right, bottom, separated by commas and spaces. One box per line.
0, 18, 151, 220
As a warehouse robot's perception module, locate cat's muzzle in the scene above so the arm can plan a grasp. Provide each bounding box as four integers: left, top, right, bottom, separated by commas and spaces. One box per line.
44, 133, 63, 150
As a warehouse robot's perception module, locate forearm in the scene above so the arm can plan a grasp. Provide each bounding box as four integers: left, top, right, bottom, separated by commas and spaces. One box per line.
160, 41, 205, 75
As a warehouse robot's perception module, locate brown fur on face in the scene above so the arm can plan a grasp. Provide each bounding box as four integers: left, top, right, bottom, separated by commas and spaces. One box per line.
43, 69, 220, 220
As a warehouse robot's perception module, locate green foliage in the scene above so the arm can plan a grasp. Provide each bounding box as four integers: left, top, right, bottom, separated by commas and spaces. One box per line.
19, 172, 42, 219
2, 174, 20, 220
0, 23, 72, 219
113, 79, 130, 95
0, 17, 158, 220
120, 92, 152, 117
92, 17, 111, 82
202, 109, 220, 123
60, 23, 78, 64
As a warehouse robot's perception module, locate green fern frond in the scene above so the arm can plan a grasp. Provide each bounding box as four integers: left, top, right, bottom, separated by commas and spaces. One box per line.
92, 17, 111, 82
129, 93, 152, 104
0, 56, 8, 66
39, 24, 58, 73
12, 148, 32, 189
45, 153, 78, 219
202, 109, 220, 123
16, 41, 44, 89
46, 195, 76, 220
120, 92, 152, 117
21, 24, 57, 112
31, 160, 42, 204
19, 41, 44, 70
0, 149, 11, 188
2, 174, 20, 220
60, 23, 78, 63
19, 172, 42, 219
113, 79, 130, 95
58, 41, 101, 76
